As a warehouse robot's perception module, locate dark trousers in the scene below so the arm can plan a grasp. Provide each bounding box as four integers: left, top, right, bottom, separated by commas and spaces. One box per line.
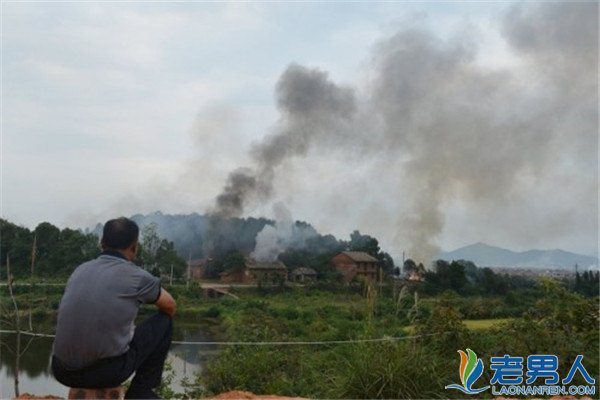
52, 312, 173, 398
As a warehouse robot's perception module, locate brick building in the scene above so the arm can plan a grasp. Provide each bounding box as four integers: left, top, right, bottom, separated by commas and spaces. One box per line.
220, 258, 288, 284
188, 258, 210, 280
331, 251, 380, 283
290, 267, 317, 283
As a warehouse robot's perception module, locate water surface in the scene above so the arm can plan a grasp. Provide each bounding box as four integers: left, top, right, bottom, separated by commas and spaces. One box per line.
0, 320, 220, 398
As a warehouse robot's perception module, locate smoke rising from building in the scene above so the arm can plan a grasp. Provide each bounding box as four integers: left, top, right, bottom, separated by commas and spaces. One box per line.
207, 2, 597, 262
212, 64, 356, 218
250, 202, 316, 262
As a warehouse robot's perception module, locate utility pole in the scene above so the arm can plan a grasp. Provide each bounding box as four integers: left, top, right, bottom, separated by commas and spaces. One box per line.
28, 234, 37, 331
30, 233, 37, 276
169, 264, 174, 286
186, 253, 191, 289
7, 255, 21, 398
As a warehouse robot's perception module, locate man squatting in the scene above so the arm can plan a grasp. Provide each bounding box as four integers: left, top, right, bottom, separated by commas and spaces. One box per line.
52, 217, 177, 399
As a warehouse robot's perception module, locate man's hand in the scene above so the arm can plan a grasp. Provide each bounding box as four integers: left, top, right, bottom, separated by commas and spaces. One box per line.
154, 288, 176, 317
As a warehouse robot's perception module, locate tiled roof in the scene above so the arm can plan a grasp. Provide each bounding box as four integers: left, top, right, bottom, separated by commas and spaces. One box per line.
246, 258, 287, 270
292, 267, 317, 275
341, 251, 378, 262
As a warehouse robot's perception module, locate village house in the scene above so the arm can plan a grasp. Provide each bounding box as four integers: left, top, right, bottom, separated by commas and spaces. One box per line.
331, 251, 380, 283
188, 258, 210, 280
290, 267, 317, 283
220, 258, 288, 284
219, 266, 254, 284
247, 259, 288, 284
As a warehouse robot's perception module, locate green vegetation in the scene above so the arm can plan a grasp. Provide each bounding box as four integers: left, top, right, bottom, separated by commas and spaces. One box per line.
463, 318, 513, 330
2, 275, 598, 398
1, 216, 598, 398
1, 219, 99, 279
421, 259, 536, 297
0, 218, 185, 280
172, 282, 597, 399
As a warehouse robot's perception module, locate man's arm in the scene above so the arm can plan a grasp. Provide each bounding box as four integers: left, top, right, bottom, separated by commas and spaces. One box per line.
154, 287, 176, 317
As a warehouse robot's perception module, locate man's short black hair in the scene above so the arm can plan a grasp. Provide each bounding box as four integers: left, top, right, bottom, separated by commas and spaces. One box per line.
102, 217, 139, 250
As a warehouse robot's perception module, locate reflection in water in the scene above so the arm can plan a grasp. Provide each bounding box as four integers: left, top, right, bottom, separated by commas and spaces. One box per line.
0, 321, 219, 398
1, 334, 53, 379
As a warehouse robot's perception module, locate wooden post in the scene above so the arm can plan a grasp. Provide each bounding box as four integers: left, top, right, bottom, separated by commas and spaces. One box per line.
169, 264, 174, 286
186, 253, 191, 289
7, 255, 21, 398
30, 233, 37, 276
29, 234, 37, 330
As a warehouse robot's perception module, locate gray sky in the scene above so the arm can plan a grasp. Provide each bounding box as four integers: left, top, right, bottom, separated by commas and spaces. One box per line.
1, 2, 597, 257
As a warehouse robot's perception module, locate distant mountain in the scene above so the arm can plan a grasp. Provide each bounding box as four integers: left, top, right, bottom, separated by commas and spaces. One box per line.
439, 242, 599, 269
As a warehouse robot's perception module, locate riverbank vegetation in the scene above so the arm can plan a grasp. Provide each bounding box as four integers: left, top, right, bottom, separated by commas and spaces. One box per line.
178, 282, 598, 399
1, 217, 598, 398
2, 276, 597, 399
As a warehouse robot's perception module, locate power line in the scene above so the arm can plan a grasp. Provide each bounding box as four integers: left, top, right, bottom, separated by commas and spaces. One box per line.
0, 329, 448, 346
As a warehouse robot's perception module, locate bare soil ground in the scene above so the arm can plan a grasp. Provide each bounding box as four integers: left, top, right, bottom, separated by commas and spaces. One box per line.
14, 393, 594, 400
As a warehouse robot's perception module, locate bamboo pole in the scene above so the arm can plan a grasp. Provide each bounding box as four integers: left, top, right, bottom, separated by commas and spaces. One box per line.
7, 255, 21, 398
186, 253, 191, 289
28, 234, 36, 331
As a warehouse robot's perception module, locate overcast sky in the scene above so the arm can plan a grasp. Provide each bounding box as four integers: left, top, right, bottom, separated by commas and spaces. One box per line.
1, 2, 598, 257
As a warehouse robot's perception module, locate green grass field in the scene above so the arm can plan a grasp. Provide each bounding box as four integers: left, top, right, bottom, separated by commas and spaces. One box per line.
403, 318, 514, 334
463, 318, 513, 329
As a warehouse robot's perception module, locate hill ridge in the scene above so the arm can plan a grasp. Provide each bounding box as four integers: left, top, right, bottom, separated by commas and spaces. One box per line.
440, 242, 598, 269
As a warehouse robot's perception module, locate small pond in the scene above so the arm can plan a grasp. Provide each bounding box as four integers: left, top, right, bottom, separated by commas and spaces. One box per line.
0, 319, 221, 398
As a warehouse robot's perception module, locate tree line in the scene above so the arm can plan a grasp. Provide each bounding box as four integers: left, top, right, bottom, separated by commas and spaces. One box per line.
409, 258, 598, 298
0, 219, 185, 280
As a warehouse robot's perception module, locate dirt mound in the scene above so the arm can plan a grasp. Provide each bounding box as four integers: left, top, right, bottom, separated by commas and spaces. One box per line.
207, 391, 306, 400
13, 391, 307, 400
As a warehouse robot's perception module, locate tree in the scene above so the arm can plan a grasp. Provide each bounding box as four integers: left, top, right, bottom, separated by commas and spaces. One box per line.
403, 259, 417, 274
205, 250, 245, 279
375, 251, 394, 275
53, 228, 99, 275
140, 223, 161, 270
155, 239, 186, 280
348, 230, 380, 256
33, 222, 61, 275
0, 219, 33, 279
138, 223, 186, 280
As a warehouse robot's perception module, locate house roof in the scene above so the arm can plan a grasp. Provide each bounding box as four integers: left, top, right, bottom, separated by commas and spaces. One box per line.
246, 258, 287, 270
189, 258, 211, 268
341, 251, 378, 263
292, 267, 317, 275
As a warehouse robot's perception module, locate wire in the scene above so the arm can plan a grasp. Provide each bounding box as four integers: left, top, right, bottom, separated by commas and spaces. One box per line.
0, 329, 447, 346
0, 329, 55, 338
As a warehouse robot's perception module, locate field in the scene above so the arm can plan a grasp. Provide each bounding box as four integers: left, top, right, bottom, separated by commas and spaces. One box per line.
463, 318, 513, 330
2, 279, 598, 399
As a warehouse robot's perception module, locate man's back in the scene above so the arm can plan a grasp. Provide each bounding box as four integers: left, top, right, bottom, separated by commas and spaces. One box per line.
53, 252, 160, 369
